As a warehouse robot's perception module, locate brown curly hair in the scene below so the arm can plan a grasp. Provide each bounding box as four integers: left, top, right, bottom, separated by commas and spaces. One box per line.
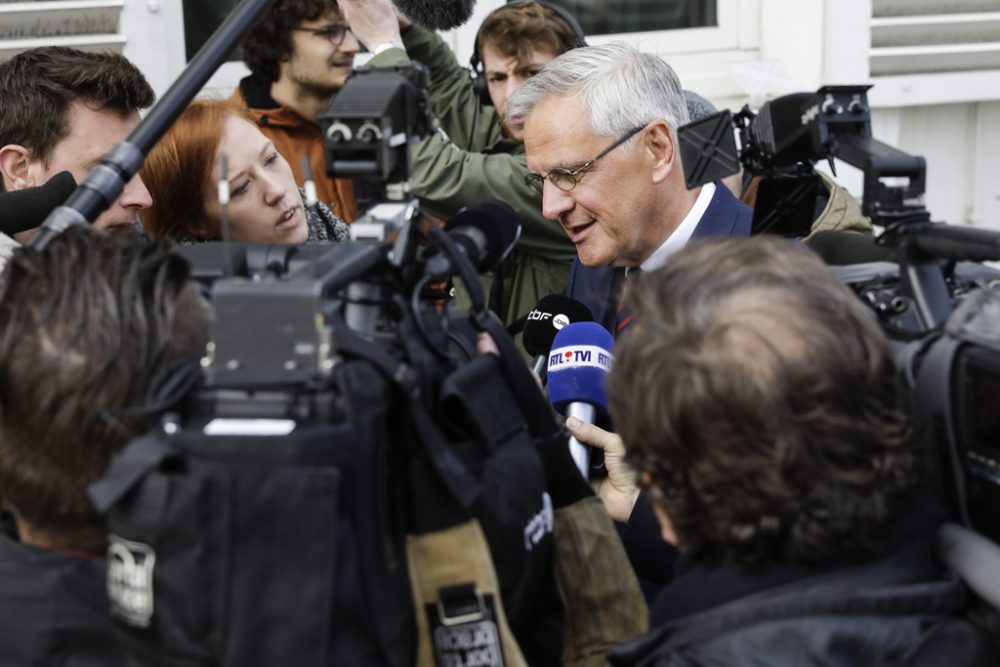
242, 0, 341, 83
609, 236, 917, 566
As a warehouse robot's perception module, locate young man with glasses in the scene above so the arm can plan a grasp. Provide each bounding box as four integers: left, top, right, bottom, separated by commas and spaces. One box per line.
232, 0, 361, 221
508, 42, 754, 335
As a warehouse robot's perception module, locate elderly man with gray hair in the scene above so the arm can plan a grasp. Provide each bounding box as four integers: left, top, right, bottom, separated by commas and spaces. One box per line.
507, 42, 754, 336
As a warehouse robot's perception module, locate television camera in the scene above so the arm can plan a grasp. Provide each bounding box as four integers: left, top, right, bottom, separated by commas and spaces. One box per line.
85, 59, 567, 667
678, 85, 1000, 543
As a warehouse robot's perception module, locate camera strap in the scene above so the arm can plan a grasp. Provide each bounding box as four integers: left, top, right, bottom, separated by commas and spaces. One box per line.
474, 310, 559, 439
333, 325, 481, 510
88, 431, 174, 513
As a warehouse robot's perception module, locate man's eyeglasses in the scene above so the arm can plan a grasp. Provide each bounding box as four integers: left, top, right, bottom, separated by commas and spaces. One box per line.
294, 24, 353, 47
524, 125, 644, 194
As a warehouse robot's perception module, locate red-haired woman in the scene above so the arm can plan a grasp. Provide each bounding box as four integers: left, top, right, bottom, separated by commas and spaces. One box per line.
142, 99, 347, 245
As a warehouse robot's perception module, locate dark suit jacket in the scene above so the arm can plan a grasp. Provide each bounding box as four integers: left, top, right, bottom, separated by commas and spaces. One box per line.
566, 183, 754, 333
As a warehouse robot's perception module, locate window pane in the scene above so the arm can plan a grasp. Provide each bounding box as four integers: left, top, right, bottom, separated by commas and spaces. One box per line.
183, 0, 240, 62
546, 0, 717, 36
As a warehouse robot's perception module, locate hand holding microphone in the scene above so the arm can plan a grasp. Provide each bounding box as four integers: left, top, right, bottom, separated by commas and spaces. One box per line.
564, 419, 638, 523
546, 321, 613, 478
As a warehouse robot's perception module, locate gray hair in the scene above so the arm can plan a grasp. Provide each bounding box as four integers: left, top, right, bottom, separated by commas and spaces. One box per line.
507, 41, 690, 140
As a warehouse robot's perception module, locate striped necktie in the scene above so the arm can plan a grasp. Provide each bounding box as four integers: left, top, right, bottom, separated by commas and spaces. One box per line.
615, 268, 641, 336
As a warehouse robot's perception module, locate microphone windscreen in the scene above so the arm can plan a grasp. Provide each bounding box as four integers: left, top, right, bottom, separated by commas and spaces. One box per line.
445, 199, 520, 271
0, 171, 77, 236
547, 321, 614, 415
808, 230, 896, 265
523, 295, 593, 356
391, 0, 477, 30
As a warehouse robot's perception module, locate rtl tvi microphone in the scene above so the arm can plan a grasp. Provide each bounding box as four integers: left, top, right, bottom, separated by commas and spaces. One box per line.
547, 322, 614, 478
523, 295, 593, 376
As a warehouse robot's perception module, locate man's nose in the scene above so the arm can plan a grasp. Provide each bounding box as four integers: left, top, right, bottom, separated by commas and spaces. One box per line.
339, 30, 361, 55
504, 76, 524, 106
541, 181, 573, 223
121, 173, 153, 210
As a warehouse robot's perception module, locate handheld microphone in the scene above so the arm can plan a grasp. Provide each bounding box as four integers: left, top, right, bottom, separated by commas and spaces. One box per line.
426, 199, 521, 277
0, 171, 77, 237
547, 322, 614, 478
523, 295, 594, 377
391, 0, 477, 30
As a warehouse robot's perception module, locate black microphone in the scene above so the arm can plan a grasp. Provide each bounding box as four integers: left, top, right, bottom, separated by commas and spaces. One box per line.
0, 171, 77, 237
391, 0, 477, 30
428, 199, 521, 277
523, 295, 594, 376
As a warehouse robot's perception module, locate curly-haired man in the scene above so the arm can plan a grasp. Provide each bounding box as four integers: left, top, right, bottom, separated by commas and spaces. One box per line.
570, 236, 999, 665
231, 0, 361, 221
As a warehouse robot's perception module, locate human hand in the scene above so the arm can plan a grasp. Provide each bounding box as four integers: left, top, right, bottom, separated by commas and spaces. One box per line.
338, 0, 403, 49
475, 331, 500, 357
565, 418, 639, 523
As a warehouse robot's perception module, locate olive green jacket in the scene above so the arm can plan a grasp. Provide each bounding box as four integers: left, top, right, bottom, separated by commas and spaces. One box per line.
369, 26, 575, 326
807, 171, 873, 239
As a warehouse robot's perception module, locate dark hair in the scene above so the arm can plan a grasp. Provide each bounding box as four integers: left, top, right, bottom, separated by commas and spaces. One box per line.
609, 236, 917, 566
0, 47, 154, 192
476, 1, 581, 65
143, 99, 256, 241
0, 226, 211, 549
242, 0, 340, 82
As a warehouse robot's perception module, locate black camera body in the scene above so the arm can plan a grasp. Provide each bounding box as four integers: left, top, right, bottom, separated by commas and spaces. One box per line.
89, 64, 565, 667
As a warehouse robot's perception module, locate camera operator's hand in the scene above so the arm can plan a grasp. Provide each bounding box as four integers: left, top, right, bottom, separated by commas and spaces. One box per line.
339, 0, 404, 51
565, 418, 639, 523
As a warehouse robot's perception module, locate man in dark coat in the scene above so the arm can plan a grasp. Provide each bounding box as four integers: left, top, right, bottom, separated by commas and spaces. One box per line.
584, 236, 1000, 666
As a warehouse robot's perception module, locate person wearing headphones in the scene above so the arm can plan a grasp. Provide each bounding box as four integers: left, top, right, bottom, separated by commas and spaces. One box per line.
341, 0, 584, 331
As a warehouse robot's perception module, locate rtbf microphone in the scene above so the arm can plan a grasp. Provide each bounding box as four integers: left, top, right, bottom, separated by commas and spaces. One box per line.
547, 322, 614, 478
523, 295, 593, 376
0, 171, 76, 237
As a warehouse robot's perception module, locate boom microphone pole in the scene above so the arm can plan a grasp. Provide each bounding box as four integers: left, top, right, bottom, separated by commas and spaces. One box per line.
32, 0, 279, 249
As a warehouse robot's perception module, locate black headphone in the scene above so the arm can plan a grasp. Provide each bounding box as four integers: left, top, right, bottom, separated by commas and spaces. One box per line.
469, 1, 587, 107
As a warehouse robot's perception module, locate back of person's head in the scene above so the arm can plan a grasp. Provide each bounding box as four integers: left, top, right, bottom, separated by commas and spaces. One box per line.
143, 99, 253, 242
609, 236, 916, 566
0, 47, 154, 193
476, 1, 581, 65
0, 226, 212, 550
243, 0, 340, 82
507, 41, 688, 140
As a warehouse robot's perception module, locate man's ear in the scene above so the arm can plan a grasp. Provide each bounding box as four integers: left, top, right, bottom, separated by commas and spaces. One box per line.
0, 145, 36, 191
643, 121, 676, 185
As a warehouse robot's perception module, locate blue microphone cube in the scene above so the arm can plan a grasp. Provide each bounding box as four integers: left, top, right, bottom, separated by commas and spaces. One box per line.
547, 321, 614, 416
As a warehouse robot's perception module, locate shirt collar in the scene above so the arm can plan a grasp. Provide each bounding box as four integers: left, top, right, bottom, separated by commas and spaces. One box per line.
637, 182, 716, 274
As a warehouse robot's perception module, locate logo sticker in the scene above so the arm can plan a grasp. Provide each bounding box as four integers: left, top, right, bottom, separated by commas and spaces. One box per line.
552, 314, 570, 330
523, 493, 553, 551
107, 534, 156, 628
547, 345, 613, 373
